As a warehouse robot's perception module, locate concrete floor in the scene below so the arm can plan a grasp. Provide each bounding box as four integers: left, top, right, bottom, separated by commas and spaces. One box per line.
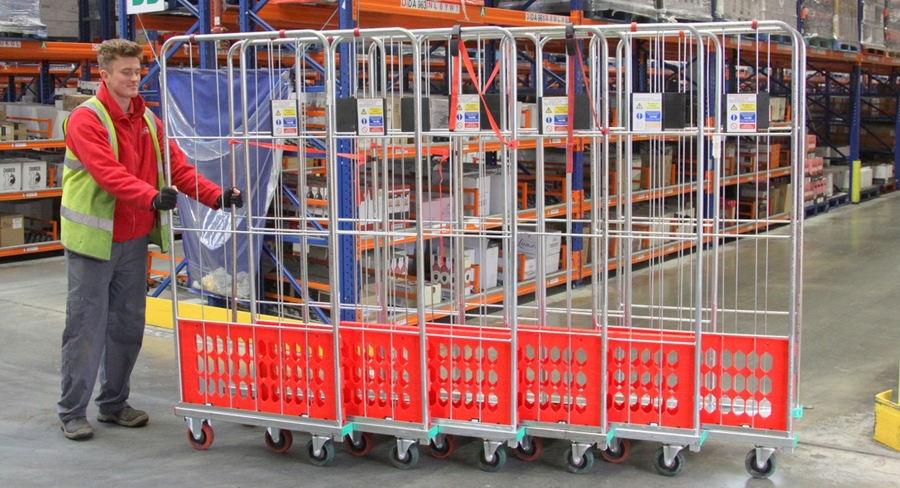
2, 195, 900, 487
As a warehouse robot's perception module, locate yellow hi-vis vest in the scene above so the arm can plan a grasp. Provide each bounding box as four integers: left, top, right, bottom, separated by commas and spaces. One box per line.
61, 97, 169, 260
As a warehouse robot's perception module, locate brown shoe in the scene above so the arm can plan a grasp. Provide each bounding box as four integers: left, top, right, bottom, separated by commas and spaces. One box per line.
61, 417, 94, 440
97, 407, 149, 428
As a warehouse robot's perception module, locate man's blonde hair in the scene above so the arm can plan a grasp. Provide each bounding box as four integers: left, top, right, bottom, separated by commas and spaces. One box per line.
97, 39, 144, 72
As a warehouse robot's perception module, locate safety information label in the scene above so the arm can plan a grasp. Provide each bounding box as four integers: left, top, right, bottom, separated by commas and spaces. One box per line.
271, 99, 299, 137
632, 93, 662, 132
0, 41, 22, 48
540, 97, 569, 134
525, 12, 569, 24
726, 93, 757, 133
400, 0, 460, 14
357, 98, 385, 136
455, 95, 481, 132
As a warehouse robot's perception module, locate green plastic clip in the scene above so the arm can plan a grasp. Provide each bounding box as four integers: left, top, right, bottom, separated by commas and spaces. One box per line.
516, 428, 526, 442
341, 423, 355, 437
605, 429, 617, 444
427, 425, 442, 439
698, 431, 708, 446
793, 434, 799, 449
793, 406, 804, 418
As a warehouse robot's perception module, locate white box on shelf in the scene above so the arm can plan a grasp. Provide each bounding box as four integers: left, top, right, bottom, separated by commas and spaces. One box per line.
463, 238, 500, 291
463, 174, 492, 217
0, 162, 22, 192
420, 192, 454, 226
516, 228, 562, 257
873, 164, 893, 180
21, 161, 47, 191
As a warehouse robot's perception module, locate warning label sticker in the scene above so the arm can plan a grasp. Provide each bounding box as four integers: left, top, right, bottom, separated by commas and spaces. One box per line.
357, 98, 385, 136
541, 97, 569, 134
271, 99, 299, 137
632, 93, 662, 132
726, 93, 757, 133
455, 95, 480, 132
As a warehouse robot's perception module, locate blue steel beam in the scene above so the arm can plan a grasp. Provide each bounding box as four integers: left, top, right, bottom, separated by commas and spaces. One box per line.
337, 0, 357, 322
118, 0, 135, 41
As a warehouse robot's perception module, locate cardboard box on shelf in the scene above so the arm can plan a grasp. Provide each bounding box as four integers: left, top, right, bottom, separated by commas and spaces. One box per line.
0, 104, 6, 122
872, 164, 893, 181
21, 161, 46, 191
0, 213, 24, 248
13, 122, 27, 141
0, 162, 22, 192
638, 144, 674, 189
0, 122, 14, 141
62, 94, 94, 112
430, 250, 476, 298
393, 278, 442, 308
825, 166, 851, 191
516, 228, 562, 257
498, 251, 561, 283
463, 238, 500, 291
462, 174, 493, 217
419, 192, 454, 226
488, 174, 507, 216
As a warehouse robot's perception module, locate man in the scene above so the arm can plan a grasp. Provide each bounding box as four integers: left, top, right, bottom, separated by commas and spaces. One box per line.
58, 38, 244, 440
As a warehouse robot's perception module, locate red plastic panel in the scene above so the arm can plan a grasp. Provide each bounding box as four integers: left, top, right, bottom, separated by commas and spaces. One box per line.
606, 327, 696, 429
177, 319, 338, 420
699, 334, 790, 431
516, 326, 603, 426
426, 325, 512, 425
339, 322, 423, 423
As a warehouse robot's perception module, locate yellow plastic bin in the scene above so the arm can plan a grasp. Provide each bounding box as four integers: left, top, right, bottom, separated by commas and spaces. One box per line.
874, 390, 900, 451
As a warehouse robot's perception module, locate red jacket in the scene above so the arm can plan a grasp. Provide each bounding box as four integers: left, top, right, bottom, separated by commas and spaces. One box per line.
65, 82, 222, 243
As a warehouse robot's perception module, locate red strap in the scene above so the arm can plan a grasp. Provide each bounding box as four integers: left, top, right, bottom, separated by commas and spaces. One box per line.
458, 39, 519, 149
566, 60, 575, 174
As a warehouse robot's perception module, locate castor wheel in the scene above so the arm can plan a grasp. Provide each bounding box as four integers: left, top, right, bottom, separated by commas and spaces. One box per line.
429, 434, 456, 459
514, 436, 543, 461
345, 432, 375, 457
745, 449, 777, 479
187, 422, 214, 450
389, 442, 420, 469
265, 429, 293, 454
477, 445, 507, 472
564, 445, 594, 474
652, 446, 685, 477
307, 438, 335, 467
600, 438, 631, 463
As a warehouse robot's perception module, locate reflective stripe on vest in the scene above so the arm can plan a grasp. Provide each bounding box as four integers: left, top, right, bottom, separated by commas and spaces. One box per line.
61, 97, 167, 260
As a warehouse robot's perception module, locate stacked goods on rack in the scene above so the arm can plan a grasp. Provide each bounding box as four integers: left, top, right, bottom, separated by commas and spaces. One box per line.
0, 0, 46, 37
800, 0, 835, 45
862, 0, 887, 50
833, 0, 860, 50
888, 0, 900, 55
0, 158, 49, 192
717, 0, 798, 25
657, 0, 714, 21
803, 134, 828, 204
584, 0, 659, 20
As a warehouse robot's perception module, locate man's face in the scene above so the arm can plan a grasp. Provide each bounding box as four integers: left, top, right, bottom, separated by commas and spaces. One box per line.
100, 56, 141, 101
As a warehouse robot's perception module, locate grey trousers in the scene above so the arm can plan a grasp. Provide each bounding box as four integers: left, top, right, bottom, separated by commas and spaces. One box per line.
58, 236, 148, 422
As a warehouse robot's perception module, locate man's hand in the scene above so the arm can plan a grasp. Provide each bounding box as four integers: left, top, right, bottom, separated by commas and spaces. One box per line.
151, 186, 179, 211
218, 187, 244, 209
